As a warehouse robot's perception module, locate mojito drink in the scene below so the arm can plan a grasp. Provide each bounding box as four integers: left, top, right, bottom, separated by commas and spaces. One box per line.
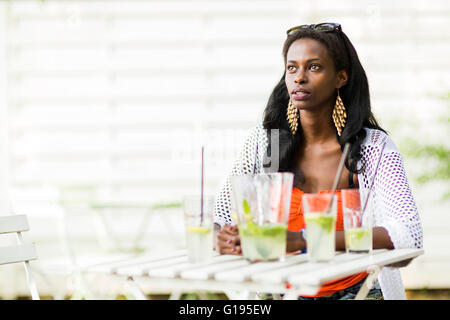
185, 226, 213, 263
239, 222, 287, 262
304, 212, 336, 262
345, 227, 372, 253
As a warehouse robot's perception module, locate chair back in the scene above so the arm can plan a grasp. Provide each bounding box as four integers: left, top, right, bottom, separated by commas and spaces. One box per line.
0, 214, 40, 299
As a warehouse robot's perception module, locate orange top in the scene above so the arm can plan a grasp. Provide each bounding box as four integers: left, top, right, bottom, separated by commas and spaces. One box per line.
288, 187, 368, 297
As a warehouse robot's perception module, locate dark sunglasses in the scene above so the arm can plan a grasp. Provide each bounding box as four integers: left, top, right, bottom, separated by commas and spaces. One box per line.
286, 23, 342, 36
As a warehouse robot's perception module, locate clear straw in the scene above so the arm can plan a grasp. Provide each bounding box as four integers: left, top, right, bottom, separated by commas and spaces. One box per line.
310, 143, 350, 259
326, 143, 350, 213
253, 143, 258, 174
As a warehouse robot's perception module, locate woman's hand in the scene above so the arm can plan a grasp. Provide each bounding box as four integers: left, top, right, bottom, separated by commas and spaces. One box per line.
214, 224, 242, 255
287, 230, 306, 253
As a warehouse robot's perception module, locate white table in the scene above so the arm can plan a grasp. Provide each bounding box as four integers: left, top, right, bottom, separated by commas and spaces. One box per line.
85, 248, 423, 300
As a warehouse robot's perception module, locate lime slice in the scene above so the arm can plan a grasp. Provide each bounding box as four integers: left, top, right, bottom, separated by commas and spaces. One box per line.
240, 222, 286, 237
348, 228, 367, 241
305, 214, 334, 233
261, 224, 287, 237
243, 199, 251, 215
346, 228, 370, 248
186, 226, 210, 233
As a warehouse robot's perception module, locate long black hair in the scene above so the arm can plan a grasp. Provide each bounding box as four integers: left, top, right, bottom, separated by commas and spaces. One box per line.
263, 27, 384, 185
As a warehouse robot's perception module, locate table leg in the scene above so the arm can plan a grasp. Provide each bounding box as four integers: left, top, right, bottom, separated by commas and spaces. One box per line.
247, 292, 257, 299
354, 265, 381, 300
224, 290, 257, 300
126, 276, 148, 300
283, 291, 300, 300
169, 290, 182, 300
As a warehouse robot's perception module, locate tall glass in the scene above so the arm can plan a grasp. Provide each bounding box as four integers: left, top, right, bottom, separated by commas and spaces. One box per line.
230, 172, 293, 262
302, 193, 337, 262
342, 189, 372, 254
183, 195, 215, 263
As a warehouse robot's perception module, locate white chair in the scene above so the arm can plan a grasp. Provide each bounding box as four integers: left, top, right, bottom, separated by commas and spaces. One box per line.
0, 214, 40, 300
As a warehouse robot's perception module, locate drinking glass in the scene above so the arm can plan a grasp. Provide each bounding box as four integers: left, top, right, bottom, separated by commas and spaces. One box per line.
302, 193, 337, 262
183, 195, 215, 263
230, 172, 293, 262
342, 189, 373, 254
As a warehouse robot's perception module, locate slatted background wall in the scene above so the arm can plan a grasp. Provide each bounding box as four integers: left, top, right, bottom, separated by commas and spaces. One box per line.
0, 0, 449, 297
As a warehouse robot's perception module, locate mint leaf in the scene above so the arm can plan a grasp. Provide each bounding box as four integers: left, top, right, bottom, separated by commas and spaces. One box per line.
243, 199, 251, 215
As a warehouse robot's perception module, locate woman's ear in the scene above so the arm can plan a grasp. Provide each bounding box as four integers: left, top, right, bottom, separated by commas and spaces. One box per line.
336, 69, 348, 89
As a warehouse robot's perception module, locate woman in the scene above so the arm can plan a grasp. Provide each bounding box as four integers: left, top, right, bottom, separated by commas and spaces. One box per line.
213, 23, 423, 300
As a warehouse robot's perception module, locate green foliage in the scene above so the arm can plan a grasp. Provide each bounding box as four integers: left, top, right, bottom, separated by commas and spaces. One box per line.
401, 138, 450, 184
398, 91, 450, 200
151, 202, 182, 210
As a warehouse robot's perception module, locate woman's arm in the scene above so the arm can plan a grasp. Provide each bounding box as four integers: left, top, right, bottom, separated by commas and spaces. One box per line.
361, 133, 423, 250
286, 231, 306, 252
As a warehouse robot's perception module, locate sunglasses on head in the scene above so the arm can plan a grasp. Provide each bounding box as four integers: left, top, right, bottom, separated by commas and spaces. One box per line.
286, 23, 342, 36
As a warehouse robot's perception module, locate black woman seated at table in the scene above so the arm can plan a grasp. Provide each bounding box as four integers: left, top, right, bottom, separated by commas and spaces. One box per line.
213, 23, 423, 300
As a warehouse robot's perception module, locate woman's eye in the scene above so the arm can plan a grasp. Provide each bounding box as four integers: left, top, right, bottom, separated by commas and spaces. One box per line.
310, 64, 320, 71
287, 65, 296, 72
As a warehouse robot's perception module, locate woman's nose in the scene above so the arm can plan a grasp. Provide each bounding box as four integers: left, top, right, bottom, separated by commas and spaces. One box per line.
294, 70, 307, 84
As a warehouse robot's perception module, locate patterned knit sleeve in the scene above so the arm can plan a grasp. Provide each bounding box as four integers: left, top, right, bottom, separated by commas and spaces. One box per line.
213, 124, 264, 228
360, 129, 423, 249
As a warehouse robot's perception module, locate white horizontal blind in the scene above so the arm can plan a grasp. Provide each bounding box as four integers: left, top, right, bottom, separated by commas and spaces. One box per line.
5, 0, 450, 203
5, 0, 299, 205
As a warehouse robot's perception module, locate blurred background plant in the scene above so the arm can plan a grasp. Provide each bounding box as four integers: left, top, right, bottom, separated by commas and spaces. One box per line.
399, 91, 450, 200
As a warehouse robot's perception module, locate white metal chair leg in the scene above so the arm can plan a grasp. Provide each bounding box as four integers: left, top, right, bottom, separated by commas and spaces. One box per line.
23, 261, 40, 300
126, 277, 148, 300
16, 232, 40, 300
354, 265, 381, 300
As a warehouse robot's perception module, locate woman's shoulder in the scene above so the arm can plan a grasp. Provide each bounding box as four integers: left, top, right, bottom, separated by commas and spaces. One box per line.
361, 127, 398, 152
236, 122, 267, 157
362, 127, 388, 145
245, 122, 269, 144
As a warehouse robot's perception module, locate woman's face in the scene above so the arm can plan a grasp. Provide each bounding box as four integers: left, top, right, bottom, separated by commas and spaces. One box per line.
285, 38, 347, 111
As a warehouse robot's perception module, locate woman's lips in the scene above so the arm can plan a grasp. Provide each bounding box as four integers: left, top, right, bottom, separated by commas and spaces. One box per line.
292, 91, 311, 100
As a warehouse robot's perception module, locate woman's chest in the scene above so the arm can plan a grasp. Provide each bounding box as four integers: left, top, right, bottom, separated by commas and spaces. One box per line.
295, 149, 355, 193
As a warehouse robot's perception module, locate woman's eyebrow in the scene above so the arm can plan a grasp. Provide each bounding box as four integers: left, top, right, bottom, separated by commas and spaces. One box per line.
286, 58, 321, 63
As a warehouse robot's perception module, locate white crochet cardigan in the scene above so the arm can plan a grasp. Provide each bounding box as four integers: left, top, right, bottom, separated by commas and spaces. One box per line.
213, 124, 423, 300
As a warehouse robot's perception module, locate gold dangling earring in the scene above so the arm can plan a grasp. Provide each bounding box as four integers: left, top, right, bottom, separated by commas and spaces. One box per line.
286, 100, 299, 135
332, 89, 347, 136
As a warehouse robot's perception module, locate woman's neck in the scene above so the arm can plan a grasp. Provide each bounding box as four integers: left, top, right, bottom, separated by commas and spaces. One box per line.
299, 107, 336, 145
